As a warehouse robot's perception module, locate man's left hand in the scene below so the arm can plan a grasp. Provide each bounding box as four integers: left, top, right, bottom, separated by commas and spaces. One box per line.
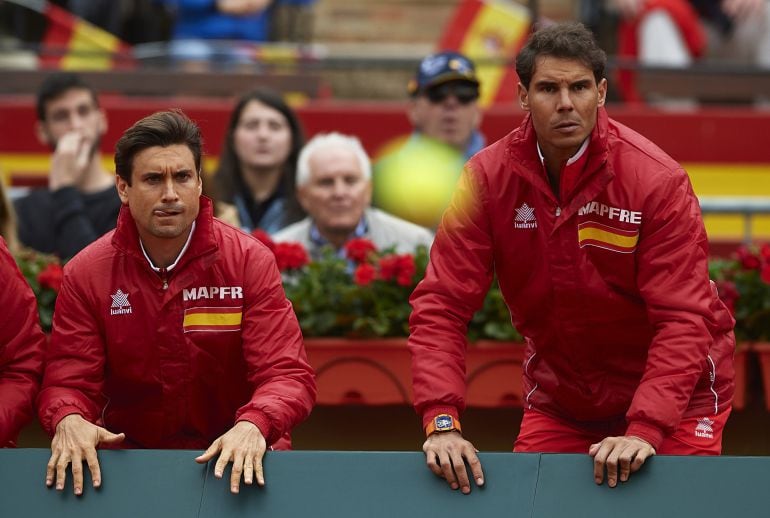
195, 421, 267, 493
589, 435, 655, 488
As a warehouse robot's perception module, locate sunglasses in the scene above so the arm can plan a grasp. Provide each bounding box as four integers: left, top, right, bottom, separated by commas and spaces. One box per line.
424, 83, 479, 105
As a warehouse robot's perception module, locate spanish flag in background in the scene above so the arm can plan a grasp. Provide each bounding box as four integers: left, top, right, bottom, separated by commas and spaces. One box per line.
439, 0, 531, 107
39, 1, 133, 70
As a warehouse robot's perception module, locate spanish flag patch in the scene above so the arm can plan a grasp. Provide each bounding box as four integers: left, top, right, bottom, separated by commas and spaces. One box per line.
183, 306, 243, 333
578, 221, 639, 253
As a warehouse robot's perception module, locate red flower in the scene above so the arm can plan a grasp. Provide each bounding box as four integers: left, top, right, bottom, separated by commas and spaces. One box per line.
378, 255, 399, 281
273, 242, 309, 271
345, 238, 377, 263
353, 263, 377, 286
251, 229, 275, 252
736, 246, 761, 270
37, 262, 64, 292
761, 243, 770, 262
761, 264, 770, 285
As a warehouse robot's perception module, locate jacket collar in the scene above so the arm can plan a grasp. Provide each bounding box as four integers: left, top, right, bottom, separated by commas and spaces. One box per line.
112, 195, 219, 268
504, 107, 613, 208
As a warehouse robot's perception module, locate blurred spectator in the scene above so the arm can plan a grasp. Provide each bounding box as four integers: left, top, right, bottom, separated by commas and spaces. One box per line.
211, 89, 305, 233
373, 51, 486, 228
610, 0, 770, 101
14, 72, 120, 260
273, 132, 434, 257
0, 236, 45, 447
160, 0, 316, 68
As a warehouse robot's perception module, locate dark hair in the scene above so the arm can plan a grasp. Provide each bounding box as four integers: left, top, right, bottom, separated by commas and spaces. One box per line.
515, 22, 606, 89
114, 110, 202, 185
212, 89, 306, 227
36, 72, 99, 121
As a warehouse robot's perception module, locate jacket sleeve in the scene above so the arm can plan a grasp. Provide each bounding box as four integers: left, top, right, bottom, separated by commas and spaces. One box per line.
234, 245, 316, 445
37, 263, 106, 436
0, 240, 45, 446
626, 169, 724, 449
51, 187, 104, 260
408, 165, 495, 430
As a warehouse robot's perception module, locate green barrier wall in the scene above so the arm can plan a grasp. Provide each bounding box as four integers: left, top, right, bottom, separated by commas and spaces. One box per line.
0, 449, 766, 517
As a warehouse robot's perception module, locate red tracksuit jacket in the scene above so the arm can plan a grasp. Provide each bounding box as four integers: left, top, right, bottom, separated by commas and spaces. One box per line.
38, 197, 316, 448
0, 238, 45, 446
409, 108, 735, 449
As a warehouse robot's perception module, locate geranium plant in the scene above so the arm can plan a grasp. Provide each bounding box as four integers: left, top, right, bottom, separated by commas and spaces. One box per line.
254, 232, 522, 341
710, 243, 770, 342
14, 249, 63, 332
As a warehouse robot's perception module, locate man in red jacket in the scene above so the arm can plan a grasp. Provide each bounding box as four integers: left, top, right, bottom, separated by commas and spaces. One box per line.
0, 238, 45, 447
38, 110, 316, 496
409, 22, 735, 494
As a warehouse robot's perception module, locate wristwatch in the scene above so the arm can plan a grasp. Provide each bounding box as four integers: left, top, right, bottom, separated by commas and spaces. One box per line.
425, 414, 462, 436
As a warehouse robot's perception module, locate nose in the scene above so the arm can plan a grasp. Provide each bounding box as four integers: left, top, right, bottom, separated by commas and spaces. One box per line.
556, 88, 574, 111
160, 176, 179, 202
331, 178, 349, 198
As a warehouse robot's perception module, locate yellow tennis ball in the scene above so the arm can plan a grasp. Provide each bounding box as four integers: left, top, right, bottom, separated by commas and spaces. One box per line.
374, 136, 465, 228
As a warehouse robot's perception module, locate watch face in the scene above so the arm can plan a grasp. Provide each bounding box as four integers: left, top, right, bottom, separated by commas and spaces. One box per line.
436, 415, 454, 431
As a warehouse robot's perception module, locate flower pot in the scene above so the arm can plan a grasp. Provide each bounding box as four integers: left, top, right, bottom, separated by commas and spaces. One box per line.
303, 338, 526, 407
732, 345, 749, 411
753, 342, 770, 411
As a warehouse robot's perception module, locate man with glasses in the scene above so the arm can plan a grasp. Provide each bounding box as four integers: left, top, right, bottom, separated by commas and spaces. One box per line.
373, 51, 485, 228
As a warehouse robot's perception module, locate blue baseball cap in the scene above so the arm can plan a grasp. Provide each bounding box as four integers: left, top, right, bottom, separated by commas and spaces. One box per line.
408, 51, 480, 96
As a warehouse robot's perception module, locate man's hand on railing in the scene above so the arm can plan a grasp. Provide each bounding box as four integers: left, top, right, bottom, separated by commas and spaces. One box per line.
46, 414, 125, 495
195, 421, 267, 494
589, 435, 656, 488
423, 431, 485, 495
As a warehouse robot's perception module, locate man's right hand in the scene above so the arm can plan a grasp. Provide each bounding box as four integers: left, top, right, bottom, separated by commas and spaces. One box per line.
422, 431, 485, 494
46, 414, 125, 495
48, 131, 91, 192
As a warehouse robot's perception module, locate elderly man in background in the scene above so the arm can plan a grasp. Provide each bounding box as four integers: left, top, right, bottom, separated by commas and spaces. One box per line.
273, 132, 434, 256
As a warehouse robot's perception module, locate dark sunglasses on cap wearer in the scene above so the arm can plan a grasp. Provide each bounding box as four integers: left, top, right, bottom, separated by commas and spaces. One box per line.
423, 82, 479, 105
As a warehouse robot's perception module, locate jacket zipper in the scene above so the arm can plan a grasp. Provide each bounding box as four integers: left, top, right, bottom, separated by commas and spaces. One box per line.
555, 207, 561, 217
159, 267, 169, 290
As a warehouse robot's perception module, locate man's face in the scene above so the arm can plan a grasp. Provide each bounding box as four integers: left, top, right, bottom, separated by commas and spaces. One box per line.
298, 146, 372, 237
116, 144, 202, 245
518, 56, 607, 162
36, 87, 106, 153
233, 100, 292, 172
408, 81, 481, 151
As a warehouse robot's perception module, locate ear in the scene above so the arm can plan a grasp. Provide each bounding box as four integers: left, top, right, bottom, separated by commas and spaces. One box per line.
196, 170, 203, 196
297, 185, 311, 213
35, 121, 51, 147
407, 98, 421, 128
597, 78, 608, 107
363, 179, 373, 207
115, 174, 130, 205
97, 108, 108, 136
517, 83, 530, 111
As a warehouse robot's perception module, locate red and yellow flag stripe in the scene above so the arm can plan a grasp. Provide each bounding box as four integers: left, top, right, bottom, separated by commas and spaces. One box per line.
183, 306, 243, 333
439, 0, 531, 107
578, 221, 640, 253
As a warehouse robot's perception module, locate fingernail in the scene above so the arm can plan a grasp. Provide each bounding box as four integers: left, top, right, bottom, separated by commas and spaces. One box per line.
56, 484, 63, 490
75, 488, 82, 495
462, 487, 471, 494
46, 479, 52, 486
476, 477, 484, 485
215, 471, 222, 478
451, 482, 459, 490
231, 486, 239, 493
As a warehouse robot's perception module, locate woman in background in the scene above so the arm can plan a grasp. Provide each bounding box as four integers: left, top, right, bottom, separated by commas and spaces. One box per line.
212, 89, 306, 233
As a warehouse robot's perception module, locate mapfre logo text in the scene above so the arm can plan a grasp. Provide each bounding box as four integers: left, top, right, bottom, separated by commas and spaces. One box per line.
578, 201, 642, 224
183, 286, 244, 301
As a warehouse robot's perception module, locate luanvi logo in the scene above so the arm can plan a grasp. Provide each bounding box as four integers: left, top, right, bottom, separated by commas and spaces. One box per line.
514, 203, 537, 229
110, 289, 132, 315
